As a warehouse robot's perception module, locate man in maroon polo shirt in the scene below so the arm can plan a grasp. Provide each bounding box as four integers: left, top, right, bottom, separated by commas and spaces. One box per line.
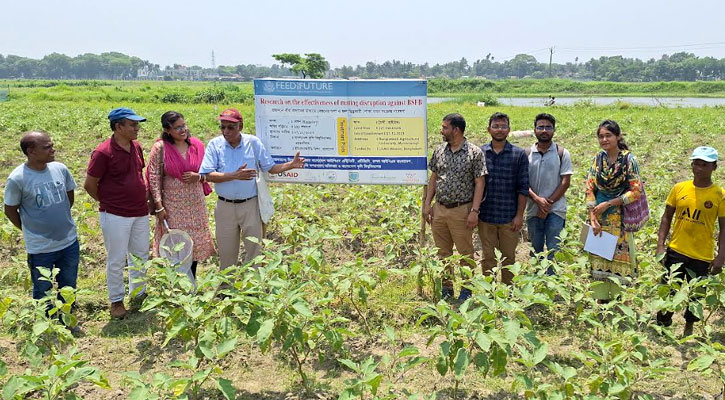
84, 107, 149, 319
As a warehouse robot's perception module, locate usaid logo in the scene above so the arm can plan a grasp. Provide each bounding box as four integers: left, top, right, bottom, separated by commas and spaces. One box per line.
263, 82, 275, 93
277, 171, 299, 178
348, 172, 359, 182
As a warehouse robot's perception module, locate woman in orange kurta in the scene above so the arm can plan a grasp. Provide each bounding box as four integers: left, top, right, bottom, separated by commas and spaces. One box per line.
148, 111, 215, 277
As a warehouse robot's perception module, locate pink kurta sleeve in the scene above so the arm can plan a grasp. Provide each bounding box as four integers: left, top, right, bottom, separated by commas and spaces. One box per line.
148, 141, 164, 205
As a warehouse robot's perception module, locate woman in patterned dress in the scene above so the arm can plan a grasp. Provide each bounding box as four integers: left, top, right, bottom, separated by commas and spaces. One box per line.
148, 111, 215, 277
585, 120, 643, 300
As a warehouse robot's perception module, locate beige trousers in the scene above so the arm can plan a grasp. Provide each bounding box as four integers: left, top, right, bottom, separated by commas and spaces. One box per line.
478, 221, 519, 284
431, 202, 475, 287
215, 197, 263, 269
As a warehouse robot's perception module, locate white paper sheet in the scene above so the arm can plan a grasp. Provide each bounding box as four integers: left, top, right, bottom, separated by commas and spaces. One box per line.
582, 224, 618, 261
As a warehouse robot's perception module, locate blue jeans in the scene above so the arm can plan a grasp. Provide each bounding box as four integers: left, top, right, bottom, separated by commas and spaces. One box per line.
27, 239, 79, 300
526, 214, 565, 271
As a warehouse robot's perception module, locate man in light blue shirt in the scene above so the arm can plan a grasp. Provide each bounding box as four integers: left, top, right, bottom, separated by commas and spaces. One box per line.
200, 108, 304, 268
4, 131, 79, 301
525, 113, 573, 272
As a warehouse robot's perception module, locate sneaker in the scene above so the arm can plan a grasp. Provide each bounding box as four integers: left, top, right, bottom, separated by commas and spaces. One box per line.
683, 321, 694, 337
441, 287, 454, 301
458, 288, 472, 302
110, 301, 127, 319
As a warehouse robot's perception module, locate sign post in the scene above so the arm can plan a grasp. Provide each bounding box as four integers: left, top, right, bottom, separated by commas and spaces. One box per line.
254, 79, 428, 185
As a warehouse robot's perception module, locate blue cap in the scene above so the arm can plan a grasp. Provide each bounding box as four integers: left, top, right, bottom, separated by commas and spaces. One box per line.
690, 146, 718, 162
107, 107, 146, 122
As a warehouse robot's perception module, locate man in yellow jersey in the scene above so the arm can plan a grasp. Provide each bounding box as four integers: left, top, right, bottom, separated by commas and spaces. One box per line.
656, 146, 725, 336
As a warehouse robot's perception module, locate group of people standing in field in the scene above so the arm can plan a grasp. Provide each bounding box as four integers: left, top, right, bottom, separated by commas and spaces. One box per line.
4, 107, 303, 321
425, 111, 724, 336
3, 106, 724, 336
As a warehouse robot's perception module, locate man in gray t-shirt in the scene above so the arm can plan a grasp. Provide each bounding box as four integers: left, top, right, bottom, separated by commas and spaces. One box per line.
525, 114, 573, 271
4, 131, 79, 300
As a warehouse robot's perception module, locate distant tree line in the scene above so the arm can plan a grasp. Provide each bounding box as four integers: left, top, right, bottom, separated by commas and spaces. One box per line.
0, 52, 158, 79
333, 52, 725, 81
1, 51, 724, 82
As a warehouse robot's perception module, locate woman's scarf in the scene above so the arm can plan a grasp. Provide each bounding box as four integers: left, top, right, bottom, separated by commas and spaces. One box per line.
155, 137, 212, 196
595, 149, 630, 195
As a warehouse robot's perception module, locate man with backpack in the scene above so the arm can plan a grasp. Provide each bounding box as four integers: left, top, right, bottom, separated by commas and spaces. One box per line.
525, 113, 573, 272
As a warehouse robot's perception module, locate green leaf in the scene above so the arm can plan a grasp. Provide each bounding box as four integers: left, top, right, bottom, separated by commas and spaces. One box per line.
216, 337, 238, 358
246, 311, 262, 336
368, 374, 383, 395
128, 387, 150, 400
338, 388, 356, 400
472, 352, 489, 375
292, 302, 313, 317
217, 378, 236, 400
533, 342, 548, 365
32, 321, 50, 336
384, 324, 396, 342
256, 318, 275, 344
688, 355, 715, 371
503, 319, 521, 343
688, 302, 704, 320
436, 355, 448, 376
198, 340, 215, 360
672, 289, 688, 305
397, 347, 419, 358
170, 379, 190, 397
2, 376, 25, 400
562, 366, 577, 380
475, 332, 491, 352
163, 319, 187, 347
453, 348, 469, 379
338, 359, 359, 372
440, 341, 451, 357
491, 346, 508, 377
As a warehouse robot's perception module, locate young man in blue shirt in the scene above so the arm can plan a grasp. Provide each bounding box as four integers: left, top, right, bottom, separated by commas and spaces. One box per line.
478, 112, 529, 284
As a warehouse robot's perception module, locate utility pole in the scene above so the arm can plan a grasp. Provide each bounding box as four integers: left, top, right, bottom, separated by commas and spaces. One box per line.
548, 47, 555, 78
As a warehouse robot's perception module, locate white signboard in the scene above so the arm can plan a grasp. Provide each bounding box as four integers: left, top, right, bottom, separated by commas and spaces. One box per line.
254, 79, 427, 185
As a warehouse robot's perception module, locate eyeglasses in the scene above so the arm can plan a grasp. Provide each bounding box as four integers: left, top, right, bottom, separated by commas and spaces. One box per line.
172, 124, 188, 132
490, 124, 509, 130
220, 124, 239, 131
535, 126, 554, 131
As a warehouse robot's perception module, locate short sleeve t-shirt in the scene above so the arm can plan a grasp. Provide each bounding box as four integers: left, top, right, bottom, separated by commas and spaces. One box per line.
4, 162, 78, 254
87, 137, 148, 217
525, 142, 573, 220
666, 180, 725, 261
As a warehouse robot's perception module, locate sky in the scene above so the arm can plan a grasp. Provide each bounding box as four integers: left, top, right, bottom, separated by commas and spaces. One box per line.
2, 0, 725, 68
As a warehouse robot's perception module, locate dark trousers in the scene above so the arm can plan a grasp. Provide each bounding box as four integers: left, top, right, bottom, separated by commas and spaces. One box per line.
27, 238, 80, 318
656, 248, 710, 325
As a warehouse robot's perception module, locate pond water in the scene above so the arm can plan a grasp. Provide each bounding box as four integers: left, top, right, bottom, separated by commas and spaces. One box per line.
428, 96, 725, 108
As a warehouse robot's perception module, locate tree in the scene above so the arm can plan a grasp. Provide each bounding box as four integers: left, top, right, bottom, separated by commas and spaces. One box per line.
41, 53, 72, 79
272, 53, 329, 79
